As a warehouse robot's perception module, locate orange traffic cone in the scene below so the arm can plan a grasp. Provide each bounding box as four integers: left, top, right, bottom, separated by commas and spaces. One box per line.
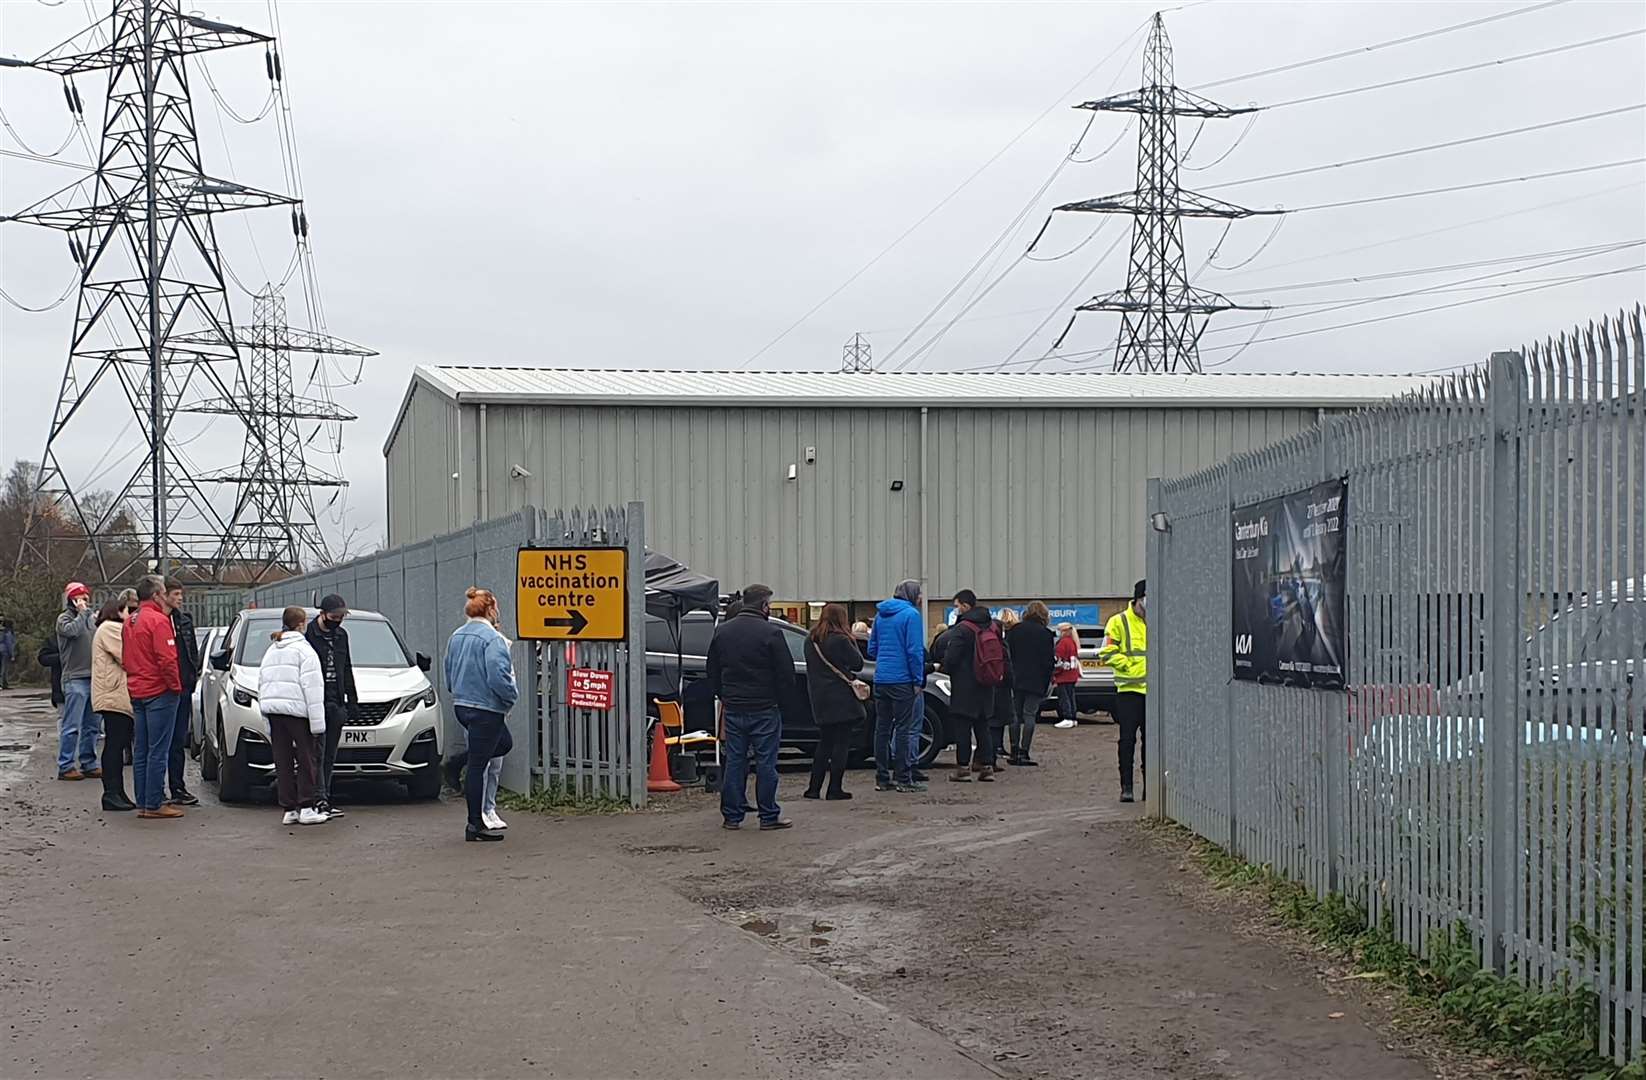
646, 719, 682, 793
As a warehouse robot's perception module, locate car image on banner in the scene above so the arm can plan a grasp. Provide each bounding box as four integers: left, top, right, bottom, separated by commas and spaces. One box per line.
1232, 477, 1348, 689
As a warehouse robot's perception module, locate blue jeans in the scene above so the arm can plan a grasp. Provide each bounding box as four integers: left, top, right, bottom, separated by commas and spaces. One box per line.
720, 707, 781, 826
455, 705, 513, 832
132, 692, 180, 810
57, 676, 100, 775
873, 683, 919, 786
905, 690, 925, 771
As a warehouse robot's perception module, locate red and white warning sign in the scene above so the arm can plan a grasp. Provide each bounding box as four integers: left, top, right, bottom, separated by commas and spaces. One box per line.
567, 667, 615, 711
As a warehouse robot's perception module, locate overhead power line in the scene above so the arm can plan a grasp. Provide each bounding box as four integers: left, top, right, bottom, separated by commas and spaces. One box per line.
1046, 263, 1644, 372
1290, 157, 1646, 212
1264, 28, 1646, 109
1191, 0, 1571, 91
738, 14, 1153, 366
1203, 104, 1645, 192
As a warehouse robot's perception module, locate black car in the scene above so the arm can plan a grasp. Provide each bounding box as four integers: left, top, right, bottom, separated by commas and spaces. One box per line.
645, 611, 950, 768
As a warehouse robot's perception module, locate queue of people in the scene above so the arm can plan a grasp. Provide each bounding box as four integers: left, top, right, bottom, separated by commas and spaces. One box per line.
702, 577, 1149, 829
35, 570, 1142, 839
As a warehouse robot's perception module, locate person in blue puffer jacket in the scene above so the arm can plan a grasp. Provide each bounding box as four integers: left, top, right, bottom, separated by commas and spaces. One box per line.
867, 579, 926, 792
443, 587, 519, 842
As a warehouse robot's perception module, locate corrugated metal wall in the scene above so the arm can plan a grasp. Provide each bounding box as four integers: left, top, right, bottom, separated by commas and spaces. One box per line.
926, 406, 1318, 596
386, 384, 1319, 600
386, 384, 462, 544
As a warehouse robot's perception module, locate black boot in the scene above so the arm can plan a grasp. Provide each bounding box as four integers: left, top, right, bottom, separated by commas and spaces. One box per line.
101, 767, 135, 812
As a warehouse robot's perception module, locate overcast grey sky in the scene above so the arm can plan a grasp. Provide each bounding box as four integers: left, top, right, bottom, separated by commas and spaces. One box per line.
2, 0, 1643, 550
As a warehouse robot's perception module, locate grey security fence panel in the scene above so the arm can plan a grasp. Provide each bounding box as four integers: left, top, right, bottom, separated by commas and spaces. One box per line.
250, 511, 540, 793
531, 503, 648, 809
253, 505, 649, 809
1148, 307, 1643, 1067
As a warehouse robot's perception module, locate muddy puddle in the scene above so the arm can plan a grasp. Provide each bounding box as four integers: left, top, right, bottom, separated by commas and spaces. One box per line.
0, 692, 53, 796
726, 902, 924, 977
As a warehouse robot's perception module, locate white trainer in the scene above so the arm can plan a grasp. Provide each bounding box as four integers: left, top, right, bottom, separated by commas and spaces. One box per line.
482, 811, 508, 830
298, 807, 330, 825
282, 810, 300, 826
1054, 719, 1078, 729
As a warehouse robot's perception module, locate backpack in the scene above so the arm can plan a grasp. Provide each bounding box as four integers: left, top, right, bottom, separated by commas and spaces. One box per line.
971, 620, 1007, 687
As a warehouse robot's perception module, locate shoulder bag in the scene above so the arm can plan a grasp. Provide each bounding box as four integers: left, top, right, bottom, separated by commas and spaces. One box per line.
816, 635, 871, 701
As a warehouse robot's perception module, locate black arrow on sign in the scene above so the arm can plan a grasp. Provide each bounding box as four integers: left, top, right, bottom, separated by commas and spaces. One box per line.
543, 610, 589, 636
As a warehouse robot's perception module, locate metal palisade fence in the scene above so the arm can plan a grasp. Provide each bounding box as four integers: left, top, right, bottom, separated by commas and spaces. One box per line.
251, 503, 648, 808
531, 504, 647, 807
1147, 307, 1644, 1066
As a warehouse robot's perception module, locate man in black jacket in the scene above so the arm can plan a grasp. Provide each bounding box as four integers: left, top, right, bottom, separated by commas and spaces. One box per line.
306, 594, 360, 817
706, 584, 794, 831
165, 578, 202, 805
941, 594, 998, 782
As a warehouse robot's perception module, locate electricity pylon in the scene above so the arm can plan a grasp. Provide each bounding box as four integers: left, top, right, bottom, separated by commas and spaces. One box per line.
178, 287, 373, 578
842, 332, 873, 372
2, 0, 297, 581
1054, 13, 1274, 373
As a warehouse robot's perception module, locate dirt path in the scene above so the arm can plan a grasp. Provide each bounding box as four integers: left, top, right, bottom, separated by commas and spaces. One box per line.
0, 689, 1435, 1079
583, 724, 1436, 1080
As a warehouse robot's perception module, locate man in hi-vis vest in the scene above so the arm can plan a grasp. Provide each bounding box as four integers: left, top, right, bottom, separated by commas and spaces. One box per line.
1099, 579, 1147, 803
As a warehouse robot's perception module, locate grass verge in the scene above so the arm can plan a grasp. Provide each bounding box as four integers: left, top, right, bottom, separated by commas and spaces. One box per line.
497, 779, 631, 816
1147, 820, 1642, 1080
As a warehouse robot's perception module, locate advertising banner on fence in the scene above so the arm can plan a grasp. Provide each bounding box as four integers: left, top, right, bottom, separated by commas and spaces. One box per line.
1231, 478, 1348, 688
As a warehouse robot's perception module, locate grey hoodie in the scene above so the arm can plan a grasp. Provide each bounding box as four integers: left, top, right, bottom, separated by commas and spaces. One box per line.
55, 598, 98, 681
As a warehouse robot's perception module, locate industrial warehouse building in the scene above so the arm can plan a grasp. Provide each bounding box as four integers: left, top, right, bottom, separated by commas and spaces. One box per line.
383, 368, 1431, 628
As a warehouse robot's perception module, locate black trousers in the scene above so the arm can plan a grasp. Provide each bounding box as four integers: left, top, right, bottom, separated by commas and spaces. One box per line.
806, 725, 851, 795
990, 686, 1012, 762
99, 711, 133, 800
267, 713, 318, 810
315, 701, 345, 804
1113, 692, 1146, 791
948, 711, 992, 768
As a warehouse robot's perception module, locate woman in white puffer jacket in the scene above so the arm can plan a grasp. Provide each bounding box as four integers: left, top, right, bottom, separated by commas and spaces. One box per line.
258, 605, 329, 826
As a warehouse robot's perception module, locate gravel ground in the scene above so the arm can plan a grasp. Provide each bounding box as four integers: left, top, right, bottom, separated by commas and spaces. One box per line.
2, 687, 1443, 1079
578, 721, 1440, 1080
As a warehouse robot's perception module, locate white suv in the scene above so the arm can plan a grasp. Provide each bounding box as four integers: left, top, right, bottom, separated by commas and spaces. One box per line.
201, 608, 443, 802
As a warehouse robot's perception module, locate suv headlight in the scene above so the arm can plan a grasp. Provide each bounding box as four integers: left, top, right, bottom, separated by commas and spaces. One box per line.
397, 689, 436, 715
232, 687, 257, 707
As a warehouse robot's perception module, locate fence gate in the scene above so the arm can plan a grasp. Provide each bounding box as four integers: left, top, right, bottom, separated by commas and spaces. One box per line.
530, 503, 648, 808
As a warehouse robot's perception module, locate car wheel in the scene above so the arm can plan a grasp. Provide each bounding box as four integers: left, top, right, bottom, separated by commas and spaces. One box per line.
405, 758, 443, 800
199, 721, 220, 781
217, 721, 251, 803
917, 700, 944, 768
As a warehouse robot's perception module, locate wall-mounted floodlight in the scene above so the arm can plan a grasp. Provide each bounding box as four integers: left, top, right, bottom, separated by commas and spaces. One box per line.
1150, 511, 1171, 533
889, 479, 905, 492
786, 464, 798, 481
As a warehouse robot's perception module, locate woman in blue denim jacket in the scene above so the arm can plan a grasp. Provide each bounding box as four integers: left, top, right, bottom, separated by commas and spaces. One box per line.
443, 587, 518, 842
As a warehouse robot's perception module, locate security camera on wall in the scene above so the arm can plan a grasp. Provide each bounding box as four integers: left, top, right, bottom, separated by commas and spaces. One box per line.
509, 464, 532, 480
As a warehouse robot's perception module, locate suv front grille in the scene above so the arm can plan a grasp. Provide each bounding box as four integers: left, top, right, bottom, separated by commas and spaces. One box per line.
345, 701, 395, 726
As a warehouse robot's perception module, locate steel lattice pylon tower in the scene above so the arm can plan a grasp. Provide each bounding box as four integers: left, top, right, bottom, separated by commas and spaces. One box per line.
1054, 13, 1274, 373
841, 332, 873, 372
177, 287, 374, 578
2, 0, 298, 581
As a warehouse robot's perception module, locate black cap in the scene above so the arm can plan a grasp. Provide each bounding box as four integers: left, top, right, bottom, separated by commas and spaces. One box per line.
1133, 579, 1146, 600
318, 594, 348, 614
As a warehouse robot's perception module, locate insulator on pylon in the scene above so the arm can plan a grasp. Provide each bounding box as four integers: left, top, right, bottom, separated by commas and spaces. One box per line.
298, 210, 309, 238
265, 48, 275, 82
62, 80, 76, 113
290, 207, 301, 236
67, 235, 83, 265
72, 83, 83, 116
272, 49, 283, 83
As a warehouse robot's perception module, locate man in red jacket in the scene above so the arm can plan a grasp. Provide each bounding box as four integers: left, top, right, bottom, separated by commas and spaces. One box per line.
123, 574, 184, 819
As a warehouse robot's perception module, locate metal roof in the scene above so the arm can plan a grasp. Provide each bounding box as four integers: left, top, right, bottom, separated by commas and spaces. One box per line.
409, 365, 1438, 410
